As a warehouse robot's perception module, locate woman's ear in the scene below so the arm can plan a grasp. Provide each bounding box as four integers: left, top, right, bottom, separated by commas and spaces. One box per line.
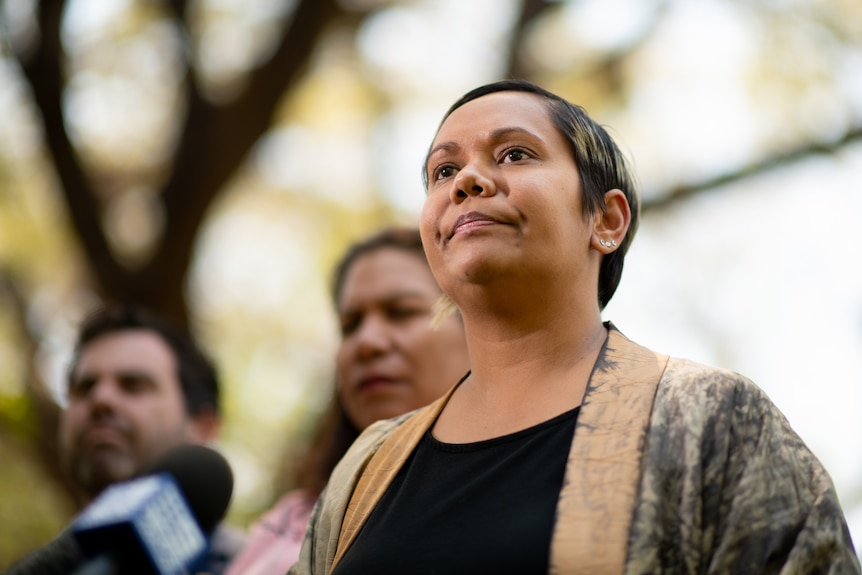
591, 189, 631, 252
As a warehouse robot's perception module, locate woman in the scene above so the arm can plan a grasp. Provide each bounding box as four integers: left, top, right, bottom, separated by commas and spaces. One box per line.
289, 80, 860, 574
225, 227, 470, 575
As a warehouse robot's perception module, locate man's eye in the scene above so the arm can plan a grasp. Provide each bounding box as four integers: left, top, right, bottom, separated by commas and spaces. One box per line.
340, 315, 360, 336
68, 378, 95, 398
119, 375, 154, 394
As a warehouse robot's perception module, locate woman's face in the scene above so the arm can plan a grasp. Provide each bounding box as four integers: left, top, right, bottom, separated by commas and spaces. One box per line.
421, 91, 595, 298
335, 247, 469, 430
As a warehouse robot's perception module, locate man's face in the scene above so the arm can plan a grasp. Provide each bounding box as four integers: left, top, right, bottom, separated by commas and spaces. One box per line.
60, 329, 208, 500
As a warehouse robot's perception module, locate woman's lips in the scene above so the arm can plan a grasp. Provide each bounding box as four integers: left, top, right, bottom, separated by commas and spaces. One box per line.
449, 212, 501, 239
357, 376, 399, 393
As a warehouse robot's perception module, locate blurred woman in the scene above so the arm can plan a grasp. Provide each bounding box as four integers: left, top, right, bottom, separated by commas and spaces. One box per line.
289, 80, 860, 574
225, 227, 470, 575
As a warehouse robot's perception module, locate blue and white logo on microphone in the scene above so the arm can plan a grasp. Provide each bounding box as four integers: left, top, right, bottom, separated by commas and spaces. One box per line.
74, 474, 207, 575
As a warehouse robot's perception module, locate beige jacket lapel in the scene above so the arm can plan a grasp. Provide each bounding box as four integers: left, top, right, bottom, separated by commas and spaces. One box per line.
549, 327, 668, 574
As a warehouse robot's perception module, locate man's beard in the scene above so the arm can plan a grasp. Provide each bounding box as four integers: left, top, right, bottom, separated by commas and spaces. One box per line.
69, 445, 140, 499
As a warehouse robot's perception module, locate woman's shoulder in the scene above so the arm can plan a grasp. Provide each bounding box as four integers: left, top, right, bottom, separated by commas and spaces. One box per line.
263, 489, 319, 522
659, 356, 770, 404
651, 356, 795, 440
354, 407, 424, 448
332, 404, 434, 481
606, 325, 775, 413
352, 395, 450, 453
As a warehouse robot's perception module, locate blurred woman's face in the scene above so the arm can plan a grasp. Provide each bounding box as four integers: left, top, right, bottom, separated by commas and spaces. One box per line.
335, 247, 470, 430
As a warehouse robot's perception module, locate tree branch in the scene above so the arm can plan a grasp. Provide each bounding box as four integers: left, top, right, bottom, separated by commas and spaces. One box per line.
138, 0, 344, 326
506, 0, 554, 79
19, 1, 125, 298
166, 0, 191, 19
642, 125, 862, 213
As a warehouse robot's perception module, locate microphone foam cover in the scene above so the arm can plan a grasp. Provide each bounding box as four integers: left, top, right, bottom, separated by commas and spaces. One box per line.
143, 445, 233, 534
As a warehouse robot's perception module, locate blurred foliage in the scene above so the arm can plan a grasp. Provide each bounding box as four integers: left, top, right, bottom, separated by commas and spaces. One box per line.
1, 0, 861, 567
0, 431, 76, 564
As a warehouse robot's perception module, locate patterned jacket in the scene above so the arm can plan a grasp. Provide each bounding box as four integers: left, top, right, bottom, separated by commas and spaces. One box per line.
289, 325, 860, 574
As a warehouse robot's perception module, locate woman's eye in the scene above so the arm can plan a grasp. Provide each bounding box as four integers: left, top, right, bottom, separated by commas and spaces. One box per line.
436, 166, 455, 180
388, 305, 428, 322
503, 149, 529, 162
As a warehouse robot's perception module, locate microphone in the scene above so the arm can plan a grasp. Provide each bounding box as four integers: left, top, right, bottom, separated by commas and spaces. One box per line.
70, 445, 234, 575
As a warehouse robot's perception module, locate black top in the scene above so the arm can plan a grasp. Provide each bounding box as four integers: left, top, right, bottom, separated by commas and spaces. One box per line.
333, 405, 580, 575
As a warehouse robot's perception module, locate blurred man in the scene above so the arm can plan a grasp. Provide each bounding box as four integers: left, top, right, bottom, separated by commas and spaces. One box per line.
8, 304, 245, 574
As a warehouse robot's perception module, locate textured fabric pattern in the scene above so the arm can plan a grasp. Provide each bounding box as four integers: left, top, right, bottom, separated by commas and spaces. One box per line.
626, 358, 860, 574
288, 328, 861, 575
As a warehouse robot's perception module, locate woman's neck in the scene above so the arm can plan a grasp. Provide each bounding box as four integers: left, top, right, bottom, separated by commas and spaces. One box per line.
464, 314, 606, 391
433, 291, 608, 443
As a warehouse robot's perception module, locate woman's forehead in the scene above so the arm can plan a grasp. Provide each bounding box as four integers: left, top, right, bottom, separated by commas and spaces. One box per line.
429, 91, 560, 161
436, 91, 551, 136
341, 249, 432, 295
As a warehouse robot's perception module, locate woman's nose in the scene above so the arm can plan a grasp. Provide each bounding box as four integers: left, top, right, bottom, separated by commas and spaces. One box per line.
352, 315, 393, 359
451, 162, 496, 203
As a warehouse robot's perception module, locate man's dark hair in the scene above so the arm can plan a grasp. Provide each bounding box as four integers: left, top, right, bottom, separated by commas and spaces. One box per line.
67, 304, 220, 416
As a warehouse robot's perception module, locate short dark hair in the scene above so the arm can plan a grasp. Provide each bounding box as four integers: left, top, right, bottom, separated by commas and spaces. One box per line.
423, 79, 639, 310
67, 304, 220, 417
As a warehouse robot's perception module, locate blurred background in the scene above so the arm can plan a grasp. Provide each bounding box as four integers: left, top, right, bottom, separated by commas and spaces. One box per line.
0, 0, 860, 566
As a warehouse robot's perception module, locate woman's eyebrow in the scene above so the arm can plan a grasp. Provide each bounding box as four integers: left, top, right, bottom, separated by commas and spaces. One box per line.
427, 141, 460, 162
427, 126, 543, 161
488, 126, 542, 143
